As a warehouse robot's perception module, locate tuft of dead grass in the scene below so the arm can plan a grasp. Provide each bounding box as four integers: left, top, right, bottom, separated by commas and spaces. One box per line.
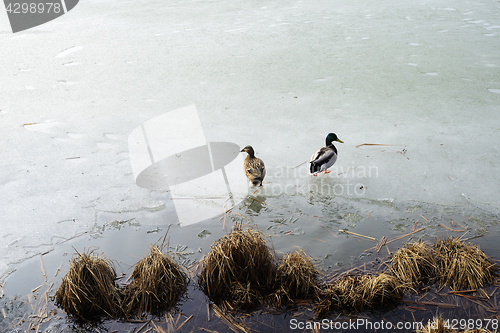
55, 250, 122, 320
269, 248, 319, 307
55, 231, 499, 321
198, 224, 276, 307
390, 240, 437, 286
315, 273, 405, 317
358, 273, 405, 308
278, 249, 318, 297
121, 246, 188, 317
315, 276, 355, 317
433, 237, 498, 291
229, 281, 260, 310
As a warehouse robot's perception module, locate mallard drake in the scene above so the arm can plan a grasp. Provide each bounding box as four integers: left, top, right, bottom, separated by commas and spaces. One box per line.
310, 133, 343, 176
241, 145, 266, 187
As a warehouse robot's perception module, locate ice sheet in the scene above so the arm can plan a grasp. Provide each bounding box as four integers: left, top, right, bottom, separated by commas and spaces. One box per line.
0, 0, 499, 279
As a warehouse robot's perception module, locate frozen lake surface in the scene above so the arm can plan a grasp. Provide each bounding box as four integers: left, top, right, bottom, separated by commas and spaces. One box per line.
0, 0, 499, 329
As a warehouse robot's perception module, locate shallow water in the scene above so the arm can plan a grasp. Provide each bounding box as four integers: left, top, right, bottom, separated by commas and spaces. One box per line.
1, 191, 499, 332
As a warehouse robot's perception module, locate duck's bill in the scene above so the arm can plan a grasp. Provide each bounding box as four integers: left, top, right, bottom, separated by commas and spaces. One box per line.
336, 139, 344, 143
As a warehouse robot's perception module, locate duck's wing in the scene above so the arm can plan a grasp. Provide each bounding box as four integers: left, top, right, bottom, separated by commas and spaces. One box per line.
245, 158, 266, 180
310, 147, 337, 173
310, 147, 335, 165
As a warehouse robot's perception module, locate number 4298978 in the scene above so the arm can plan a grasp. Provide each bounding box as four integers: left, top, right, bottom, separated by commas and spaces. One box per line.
6, 2, 62, 14
445, 319, 498, 331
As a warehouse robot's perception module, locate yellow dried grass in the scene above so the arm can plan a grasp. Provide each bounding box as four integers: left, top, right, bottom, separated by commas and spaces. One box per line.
315, 273, 404, 317
358, 273, 405, 308
198, 225, 275, 306
121, 246, 187, 317
277, 249, 318, 297
433, 237, 498, 291
390, 240, 437, 285
55, 250, 122, 319
270, 248, 319, 306
229, 281, 260, 310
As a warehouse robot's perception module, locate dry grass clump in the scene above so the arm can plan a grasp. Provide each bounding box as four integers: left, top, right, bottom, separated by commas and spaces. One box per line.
122, 246, 188, 317
390, 237, 497, 291
433, 237, 498, 290
390, 240, 437, 286
357, 273, 405, 308
315, 275, 358, 317
273, 248, 319, 304
229, 282, 260, 310
267, 286, 291, 308
198, 225, 275, 306
55, 250, 121, 320
314, 283, 342, 318
315, 273, 404, 317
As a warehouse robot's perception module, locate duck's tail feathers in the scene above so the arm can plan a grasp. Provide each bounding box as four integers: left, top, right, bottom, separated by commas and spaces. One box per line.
310, 162, 320, 174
